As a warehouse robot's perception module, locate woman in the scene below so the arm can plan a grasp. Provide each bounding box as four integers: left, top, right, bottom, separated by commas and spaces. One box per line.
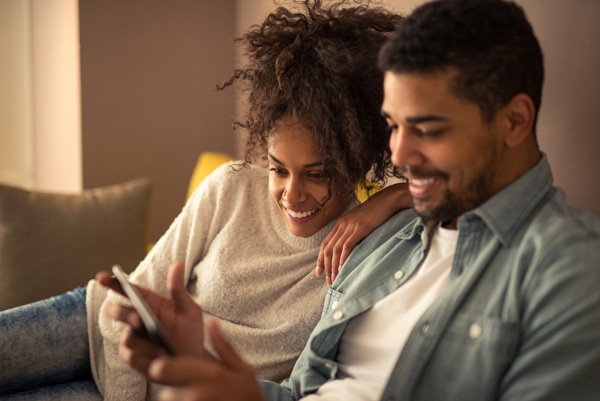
0, 1, 406, 400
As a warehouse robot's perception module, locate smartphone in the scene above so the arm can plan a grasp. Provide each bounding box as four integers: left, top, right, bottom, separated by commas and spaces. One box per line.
112, 264, 176, 355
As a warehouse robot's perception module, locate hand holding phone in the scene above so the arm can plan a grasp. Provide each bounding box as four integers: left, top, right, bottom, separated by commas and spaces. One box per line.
112, 264, 176, 355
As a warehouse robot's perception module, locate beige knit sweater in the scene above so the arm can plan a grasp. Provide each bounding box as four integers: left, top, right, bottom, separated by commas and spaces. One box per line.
86, 162, 349, 400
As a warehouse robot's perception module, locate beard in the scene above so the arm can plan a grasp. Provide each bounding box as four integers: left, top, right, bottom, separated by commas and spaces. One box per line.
409, 145, 500, 225
414, 170, 494, 224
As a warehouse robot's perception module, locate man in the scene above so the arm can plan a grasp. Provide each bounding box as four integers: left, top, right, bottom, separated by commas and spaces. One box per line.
102, 0, 600, 400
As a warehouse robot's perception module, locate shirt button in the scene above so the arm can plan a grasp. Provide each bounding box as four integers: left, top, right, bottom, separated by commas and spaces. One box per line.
331, 301, 338, 310
333, 311, 344, 320
394, 271, 404, 280
421, 322, 430, 334
469, 323, 483, 339
325, 362, 334, 369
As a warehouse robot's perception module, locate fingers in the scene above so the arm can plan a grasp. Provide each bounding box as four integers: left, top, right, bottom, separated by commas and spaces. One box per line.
146, 320, 263, 401
316, 229, 334, 278
119, 324, 165, 376
95, 271, 126, 296
317, 226, 342, 284
105, 301, 145, 331
163, 262, 206, 357
148, 356, 208, 386
167, 262, 198, 314
207, 319, 252, 374
149, 357, 236, 401
318, 225, 355, 285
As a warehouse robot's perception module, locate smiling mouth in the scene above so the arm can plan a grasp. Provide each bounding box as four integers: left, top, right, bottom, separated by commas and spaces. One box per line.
407, 176, 439, 198
285, 207, 318, 219
410, 177, 436, 187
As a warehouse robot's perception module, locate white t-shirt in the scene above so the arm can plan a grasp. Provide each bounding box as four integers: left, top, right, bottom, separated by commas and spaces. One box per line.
305, 224, 459, 400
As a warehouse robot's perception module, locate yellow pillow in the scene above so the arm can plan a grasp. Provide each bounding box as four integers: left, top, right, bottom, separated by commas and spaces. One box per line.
187, 152, 235, 200
186, 152, 383, 204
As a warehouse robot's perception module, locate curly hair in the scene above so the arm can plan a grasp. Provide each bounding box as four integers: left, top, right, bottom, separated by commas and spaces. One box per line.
378, 0, 544, 134
219, 0, 403, 198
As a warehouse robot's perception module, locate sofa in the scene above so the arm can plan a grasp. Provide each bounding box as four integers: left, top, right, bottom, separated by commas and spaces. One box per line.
0, 151, 234, 311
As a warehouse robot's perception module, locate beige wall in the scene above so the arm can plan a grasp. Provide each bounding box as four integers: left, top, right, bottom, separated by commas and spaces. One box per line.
390, 0, 600, 218
79, 0, 236, 241
236, 0, 600, 219
0, 0, 81, 192
0, 1, 33, 187
3, 0, 598, 243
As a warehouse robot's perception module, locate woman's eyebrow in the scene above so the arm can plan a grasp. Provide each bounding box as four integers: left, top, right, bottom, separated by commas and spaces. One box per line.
268, 154, 323, 168
268, 153, 284, 165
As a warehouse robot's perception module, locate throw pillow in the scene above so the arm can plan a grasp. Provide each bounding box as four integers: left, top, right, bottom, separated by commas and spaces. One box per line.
0, 178, 152, 311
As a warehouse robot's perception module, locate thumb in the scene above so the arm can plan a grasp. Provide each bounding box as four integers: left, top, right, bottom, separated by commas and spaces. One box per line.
167, 261, 196, 312
207, 318, 254, 374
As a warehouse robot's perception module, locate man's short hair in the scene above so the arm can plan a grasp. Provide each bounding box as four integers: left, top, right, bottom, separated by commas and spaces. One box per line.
378, 0, 544, 131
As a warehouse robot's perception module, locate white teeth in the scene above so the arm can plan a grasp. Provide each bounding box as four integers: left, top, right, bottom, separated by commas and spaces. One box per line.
411, 178, 435, 186
287, 209, 316, 218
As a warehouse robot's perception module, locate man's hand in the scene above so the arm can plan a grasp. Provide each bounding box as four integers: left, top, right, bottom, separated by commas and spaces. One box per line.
316, 182, 411, 284
149, 319, 265, 401
96, 261, 207, 376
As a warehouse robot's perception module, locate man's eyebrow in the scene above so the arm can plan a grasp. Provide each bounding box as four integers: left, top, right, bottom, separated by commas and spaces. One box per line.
268, 153, 323, 168
380, 109, 448, 125
405, 115, 448, 124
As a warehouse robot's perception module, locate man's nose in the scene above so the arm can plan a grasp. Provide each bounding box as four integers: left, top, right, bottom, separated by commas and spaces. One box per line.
389, 128, 424, 168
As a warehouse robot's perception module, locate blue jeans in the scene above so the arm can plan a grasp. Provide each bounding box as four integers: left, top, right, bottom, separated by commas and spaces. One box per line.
0, 287, 102, 400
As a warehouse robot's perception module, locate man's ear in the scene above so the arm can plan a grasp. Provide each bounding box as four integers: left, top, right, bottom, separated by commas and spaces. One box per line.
502, 93, 535, 148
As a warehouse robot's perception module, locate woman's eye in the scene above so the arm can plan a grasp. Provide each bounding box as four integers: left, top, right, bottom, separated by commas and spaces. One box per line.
386, 124, 398, 134
308, 172, 328, 181
269, 167, 287, 176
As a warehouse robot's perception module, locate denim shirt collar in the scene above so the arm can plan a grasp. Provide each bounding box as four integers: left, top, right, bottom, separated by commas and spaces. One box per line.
458, 153, 553, 246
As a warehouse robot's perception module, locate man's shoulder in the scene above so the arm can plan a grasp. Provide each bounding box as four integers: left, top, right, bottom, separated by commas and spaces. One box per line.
366, 208, 420, 243
506, 190, 600, 280
525, 189, 600, 245
344, 209, 421, 264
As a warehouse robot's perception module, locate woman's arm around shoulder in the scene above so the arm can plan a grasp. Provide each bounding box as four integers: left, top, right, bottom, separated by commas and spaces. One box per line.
316, 182, 412, 285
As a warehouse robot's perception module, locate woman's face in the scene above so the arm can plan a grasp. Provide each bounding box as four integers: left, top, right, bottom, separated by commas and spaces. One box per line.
268, 118, 353, 238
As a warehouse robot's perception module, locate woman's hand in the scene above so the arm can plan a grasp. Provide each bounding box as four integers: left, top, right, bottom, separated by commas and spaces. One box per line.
316, 182, 411, 284
96, 261, 207, 377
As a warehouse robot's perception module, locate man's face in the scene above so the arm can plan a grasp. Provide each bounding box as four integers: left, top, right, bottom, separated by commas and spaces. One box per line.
381, 71, 506, 228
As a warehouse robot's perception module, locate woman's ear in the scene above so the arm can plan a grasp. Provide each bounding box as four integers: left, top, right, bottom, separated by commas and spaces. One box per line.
502, 93, 536, 148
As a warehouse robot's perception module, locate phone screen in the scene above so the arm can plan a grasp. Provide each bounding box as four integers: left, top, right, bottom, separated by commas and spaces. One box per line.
112, 264, 176, 355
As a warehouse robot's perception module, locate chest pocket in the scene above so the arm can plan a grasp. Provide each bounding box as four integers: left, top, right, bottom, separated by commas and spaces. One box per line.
321, 286, 346, 318
414, 312, 520, 401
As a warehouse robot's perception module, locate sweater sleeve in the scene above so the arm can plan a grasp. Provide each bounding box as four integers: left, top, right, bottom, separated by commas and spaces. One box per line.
88, 162, 240, 401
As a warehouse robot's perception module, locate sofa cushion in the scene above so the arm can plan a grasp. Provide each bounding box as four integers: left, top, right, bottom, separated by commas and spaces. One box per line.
0, 178, 152, 311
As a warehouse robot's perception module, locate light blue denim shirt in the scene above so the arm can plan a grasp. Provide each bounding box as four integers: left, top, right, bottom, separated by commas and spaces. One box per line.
261, 154, 600, 401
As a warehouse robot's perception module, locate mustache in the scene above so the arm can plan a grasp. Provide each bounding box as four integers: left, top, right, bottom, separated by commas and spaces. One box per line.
399, 165, 449, 181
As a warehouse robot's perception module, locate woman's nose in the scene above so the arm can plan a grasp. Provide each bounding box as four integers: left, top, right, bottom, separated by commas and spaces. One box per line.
283, 176, 306, 204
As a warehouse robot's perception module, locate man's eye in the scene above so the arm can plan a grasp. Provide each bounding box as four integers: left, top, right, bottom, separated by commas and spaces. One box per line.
386, 124, 398, 134
414, 127, 441, 138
